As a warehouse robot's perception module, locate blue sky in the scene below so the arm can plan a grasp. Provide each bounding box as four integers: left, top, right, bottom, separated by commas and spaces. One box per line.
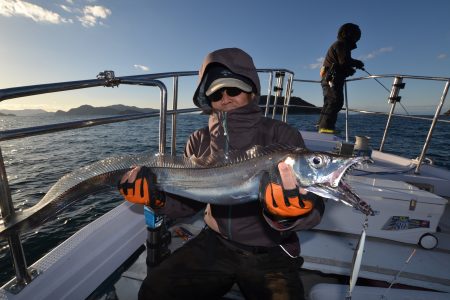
0, 0, 449, 114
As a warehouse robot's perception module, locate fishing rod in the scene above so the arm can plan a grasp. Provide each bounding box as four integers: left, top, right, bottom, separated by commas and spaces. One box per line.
361, 68, 390, 93
361, 67, 410, 115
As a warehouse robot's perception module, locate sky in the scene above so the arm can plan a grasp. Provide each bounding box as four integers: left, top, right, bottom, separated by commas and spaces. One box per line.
0, 0, 449, 115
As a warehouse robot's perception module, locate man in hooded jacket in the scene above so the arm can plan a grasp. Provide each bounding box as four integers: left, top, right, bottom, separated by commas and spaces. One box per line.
119, 47, 325, 300
318, 23, 365, 134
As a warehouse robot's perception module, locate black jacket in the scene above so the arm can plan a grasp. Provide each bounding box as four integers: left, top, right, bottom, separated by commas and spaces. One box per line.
322, 38, 361, 82
158, 47, 323, 255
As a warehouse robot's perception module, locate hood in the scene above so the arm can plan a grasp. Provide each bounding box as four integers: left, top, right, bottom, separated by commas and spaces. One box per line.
337, 23, 361, 49
193, 48, 261, 113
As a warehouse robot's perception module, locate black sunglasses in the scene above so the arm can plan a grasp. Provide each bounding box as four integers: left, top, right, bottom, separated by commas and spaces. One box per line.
208, 87, 248, 102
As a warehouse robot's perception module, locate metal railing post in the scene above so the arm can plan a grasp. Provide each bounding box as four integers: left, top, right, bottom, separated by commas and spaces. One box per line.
344, 82, 349, 142
271, 72, 285, 119
414, 80, 450, 174
0, 147, 33, 292
379, 77, 403, 152
264, 72, 274, 117
118, 79, 168, 154
158, 83, 168, 154
171, 76, 179, 156
282, 73, 294, 123
0, 148, 14, 219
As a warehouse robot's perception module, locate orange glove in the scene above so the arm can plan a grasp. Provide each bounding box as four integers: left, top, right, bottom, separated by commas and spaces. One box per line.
260, 164, 317, 218
262, 183, 315, 218
118, 166, 165, 208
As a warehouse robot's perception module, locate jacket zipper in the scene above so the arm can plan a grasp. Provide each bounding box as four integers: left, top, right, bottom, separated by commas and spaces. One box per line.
219, 111, 232, 238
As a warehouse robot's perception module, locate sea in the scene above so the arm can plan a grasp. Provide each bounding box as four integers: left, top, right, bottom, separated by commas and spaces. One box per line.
0, 112, 449, 286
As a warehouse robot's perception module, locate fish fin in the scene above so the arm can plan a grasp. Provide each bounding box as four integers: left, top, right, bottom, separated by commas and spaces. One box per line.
214, 144, 306, 167
189, 155, 212, 167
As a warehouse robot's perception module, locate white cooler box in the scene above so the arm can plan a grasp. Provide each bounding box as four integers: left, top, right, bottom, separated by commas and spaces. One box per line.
314, 176, 447, 248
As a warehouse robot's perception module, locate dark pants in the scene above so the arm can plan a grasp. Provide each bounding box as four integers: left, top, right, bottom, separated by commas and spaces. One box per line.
138, 228, 305, 300
318, 80, 344, 130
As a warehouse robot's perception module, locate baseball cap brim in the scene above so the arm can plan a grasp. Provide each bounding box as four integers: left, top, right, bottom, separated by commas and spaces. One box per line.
205, 78, 253, 96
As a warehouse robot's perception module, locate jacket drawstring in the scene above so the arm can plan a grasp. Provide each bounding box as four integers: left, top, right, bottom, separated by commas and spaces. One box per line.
219, 111, 230, 161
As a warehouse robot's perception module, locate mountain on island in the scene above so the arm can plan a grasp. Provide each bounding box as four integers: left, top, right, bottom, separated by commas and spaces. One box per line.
54, 104, 158, 116
0, 112, 16, 116
0, 109, 50, 117
1, 100, 320, 117
259, 95, 321, 114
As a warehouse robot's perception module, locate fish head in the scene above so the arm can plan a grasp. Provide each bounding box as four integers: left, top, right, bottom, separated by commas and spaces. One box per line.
284, 151, 374, 216
286, 151, 364, 187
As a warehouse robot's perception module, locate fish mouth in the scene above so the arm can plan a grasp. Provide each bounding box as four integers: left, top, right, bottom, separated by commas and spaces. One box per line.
305, 157, 374, 216
330, 156, 369, 188
337, 180, 374, 216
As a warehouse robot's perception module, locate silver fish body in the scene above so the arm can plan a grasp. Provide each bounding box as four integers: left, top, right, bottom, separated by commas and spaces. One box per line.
0, 145, 372, 237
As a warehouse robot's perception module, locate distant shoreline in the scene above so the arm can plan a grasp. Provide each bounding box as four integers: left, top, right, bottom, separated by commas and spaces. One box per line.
0, 104, 448, 117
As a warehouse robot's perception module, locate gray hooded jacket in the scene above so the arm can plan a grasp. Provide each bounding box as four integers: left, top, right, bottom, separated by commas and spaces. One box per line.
158, 48, 322, 254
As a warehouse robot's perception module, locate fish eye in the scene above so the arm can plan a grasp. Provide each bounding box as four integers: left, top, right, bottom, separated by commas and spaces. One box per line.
310, 155, 327, 168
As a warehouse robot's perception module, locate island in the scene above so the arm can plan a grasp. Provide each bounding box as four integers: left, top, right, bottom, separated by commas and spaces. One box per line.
0, 112, 16, 116
259, 95, 320, 114
0, 100, 319, 117
54, 104, 158, 116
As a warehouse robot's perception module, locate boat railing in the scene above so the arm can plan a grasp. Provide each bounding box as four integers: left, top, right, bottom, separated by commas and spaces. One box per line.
0, 70, 196, 291
0, 68, 289, 292
292, 74, 450, 174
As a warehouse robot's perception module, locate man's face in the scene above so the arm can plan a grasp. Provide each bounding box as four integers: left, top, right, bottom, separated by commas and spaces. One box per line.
210, 88, 254, 112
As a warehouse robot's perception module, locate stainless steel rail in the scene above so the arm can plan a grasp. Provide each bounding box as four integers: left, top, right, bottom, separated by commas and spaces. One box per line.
0, 79, 107, 102
415, 80, 450, 174
0, 108, 200, 142
0, 149, 32, 289
0, 71, 195, 292
379, 76, 403, 152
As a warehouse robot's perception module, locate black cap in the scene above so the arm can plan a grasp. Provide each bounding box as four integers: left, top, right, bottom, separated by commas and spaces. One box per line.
193, 48, 261, 113
204, 65, 255, 96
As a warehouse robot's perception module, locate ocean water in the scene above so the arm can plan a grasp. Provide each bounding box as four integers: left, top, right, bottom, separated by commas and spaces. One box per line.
0, 112, 449, 286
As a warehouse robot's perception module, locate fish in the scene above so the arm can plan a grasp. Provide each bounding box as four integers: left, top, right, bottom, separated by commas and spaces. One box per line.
0, 144, 373, 238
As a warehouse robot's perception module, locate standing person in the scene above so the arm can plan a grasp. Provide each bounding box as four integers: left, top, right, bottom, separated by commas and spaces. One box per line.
119, 47, 324, 300
318, 23, 365, 134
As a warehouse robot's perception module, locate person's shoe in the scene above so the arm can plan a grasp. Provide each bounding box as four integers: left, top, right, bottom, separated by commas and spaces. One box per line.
319, 128, 338, 134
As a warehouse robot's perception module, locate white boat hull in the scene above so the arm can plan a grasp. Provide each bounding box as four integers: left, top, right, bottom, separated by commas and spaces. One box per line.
0, 202, 146, 300
309, 283, 449, 300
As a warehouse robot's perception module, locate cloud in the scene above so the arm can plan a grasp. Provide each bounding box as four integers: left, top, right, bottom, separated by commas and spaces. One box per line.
78, 5, 111, 27
0, 0, 68, 24
134, 64, 150, 72
437, 53, 447, 60
59, 4, 72, 13
359, 47, 394, 60
308, 57, 325, 70
0, 1, 112, 27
